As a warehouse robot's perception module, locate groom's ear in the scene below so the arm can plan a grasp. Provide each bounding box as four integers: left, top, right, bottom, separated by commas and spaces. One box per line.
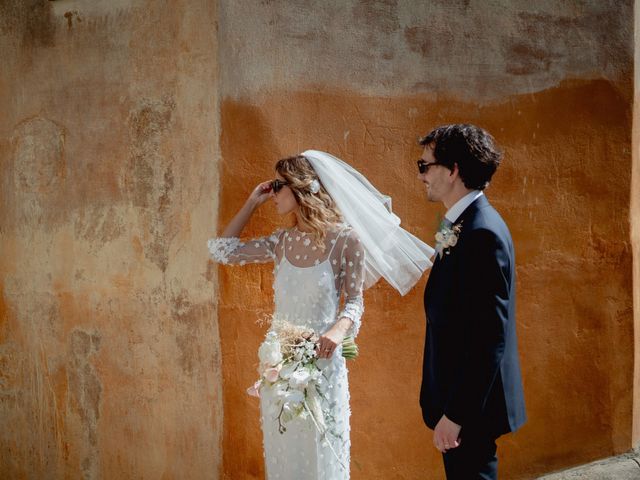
449, 163, 460, 179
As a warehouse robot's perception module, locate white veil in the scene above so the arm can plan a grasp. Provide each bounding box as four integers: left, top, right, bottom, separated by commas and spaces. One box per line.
302, 150, 434, 296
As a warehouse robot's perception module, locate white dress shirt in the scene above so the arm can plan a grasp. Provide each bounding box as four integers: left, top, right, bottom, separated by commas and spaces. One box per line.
444, 190, 484, 224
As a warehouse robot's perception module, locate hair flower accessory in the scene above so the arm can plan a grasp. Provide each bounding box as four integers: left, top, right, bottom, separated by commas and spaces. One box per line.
309, 179, 321, 194
434, 220, 463, 259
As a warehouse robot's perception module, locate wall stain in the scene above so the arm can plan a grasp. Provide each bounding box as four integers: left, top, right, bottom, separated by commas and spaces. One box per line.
11, 116, 67, 227
64, 10, 82, 31
124, 97, 178, 272
67, 329, 101, 480
73, 206, 125, 245
352, 0, 399, 36
171, 290, 212, 377
404, 26, 431, 57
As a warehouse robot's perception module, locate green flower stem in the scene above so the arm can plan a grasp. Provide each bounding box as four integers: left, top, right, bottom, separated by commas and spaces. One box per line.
341, 336, 359, 360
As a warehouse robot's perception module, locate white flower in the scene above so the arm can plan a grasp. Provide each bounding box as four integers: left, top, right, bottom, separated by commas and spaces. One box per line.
305, 389, 326, 431
289, 369, 312, 390
258, 333, 282, 366
279, 362, 298, 380
280, 389, 305, 405
264, 366, 281, 383
434, 220, 463, 258
303, 238, 311, 246
309, 179, 321, 194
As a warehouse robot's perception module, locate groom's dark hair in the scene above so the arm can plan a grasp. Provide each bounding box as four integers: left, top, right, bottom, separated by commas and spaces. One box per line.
419, 124, 502, 190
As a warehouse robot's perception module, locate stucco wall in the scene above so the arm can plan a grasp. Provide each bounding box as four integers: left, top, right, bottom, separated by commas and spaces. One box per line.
0, 1, 222, 479
216, 1, 634, 479
1, 1, 636, 480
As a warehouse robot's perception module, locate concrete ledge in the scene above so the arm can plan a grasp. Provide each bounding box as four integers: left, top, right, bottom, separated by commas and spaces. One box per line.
537, 450, 640, 479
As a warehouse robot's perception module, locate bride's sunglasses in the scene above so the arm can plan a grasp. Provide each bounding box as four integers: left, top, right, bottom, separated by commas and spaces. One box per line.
269, 179, 289, 193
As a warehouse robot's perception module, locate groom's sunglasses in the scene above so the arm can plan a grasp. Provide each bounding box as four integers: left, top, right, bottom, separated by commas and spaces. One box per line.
269, 179, 289, 193
417, 160, 441, 174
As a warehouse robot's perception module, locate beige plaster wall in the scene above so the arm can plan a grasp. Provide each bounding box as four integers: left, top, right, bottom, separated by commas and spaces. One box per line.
0, 1, 222, 478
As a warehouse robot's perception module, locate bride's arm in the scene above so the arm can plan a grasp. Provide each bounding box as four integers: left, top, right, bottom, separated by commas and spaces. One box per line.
208, 181, 282, 265
317, 230, 365, 358
221, 181, 272, 237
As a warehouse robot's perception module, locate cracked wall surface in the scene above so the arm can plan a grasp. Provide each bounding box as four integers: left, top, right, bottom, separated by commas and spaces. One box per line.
0, 1, 222, 478
0, 1, 636, 480
216, 1, 634, 479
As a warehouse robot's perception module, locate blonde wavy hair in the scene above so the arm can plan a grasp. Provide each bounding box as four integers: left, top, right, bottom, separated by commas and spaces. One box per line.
275, 155, 343, 250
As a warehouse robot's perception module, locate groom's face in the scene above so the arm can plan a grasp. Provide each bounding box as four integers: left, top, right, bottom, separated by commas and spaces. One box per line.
418, 144, 449, 203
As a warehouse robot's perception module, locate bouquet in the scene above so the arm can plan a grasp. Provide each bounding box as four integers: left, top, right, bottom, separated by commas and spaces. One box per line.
247, 317, 358, 437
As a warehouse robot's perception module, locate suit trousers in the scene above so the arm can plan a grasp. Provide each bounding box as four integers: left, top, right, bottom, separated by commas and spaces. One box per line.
442, 429, 498, 480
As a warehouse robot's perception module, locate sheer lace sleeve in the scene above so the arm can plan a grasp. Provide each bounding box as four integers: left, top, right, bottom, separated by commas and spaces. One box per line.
207, 230, 283, 265
338, 229, 365, 337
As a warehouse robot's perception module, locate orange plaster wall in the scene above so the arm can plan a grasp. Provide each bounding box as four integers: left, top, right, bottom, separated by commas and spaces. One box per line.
217, 81, 633, 479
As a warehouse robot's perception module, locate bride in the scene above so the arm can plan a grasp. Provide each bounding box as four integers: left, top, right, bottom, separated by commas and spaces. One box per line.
208, 150, 433, 479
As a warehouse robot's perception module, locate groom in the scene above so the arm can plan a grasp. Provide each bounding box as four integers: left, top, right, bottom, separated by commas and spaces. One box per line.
417, 124, 526, 479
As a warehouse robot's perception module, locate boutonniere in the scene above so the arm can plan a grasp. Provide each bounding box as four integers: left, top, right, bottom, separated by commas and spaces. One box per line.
435, 220, 463, 259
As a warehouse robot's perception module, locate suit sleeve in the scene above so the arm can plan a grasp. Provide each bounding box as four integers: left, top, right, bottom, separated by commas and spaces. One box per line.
443, 227, 511, 427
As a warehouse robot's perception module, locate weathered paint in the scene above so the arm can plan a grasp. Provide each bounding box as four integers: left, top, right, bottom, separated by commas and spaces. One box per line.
213, 2, 635, 477
217, 81, 633, 479
219, 0, 632, 103
1, 1, 636, 480
0, 1, 222, 479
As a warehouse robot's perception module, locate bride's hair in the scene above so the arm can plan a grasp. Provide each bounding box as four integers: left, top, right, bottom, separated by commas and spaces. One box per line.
275, 155, 342, 250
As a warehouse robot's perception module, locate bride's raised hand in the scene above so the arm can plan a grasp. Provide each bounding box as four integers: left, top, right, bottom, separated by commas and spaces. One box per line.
220, 180, 273, 238
247, 180, 274, 208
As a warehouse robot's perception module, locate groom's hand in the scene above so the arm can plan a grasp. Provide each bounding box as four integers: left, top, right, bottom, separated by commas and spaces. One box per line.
433, 415, 461, 453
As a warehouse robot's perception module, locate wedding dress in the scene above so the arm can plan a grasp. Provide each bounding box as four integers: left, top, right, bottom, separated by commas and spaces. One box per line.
208, 224, 365, 479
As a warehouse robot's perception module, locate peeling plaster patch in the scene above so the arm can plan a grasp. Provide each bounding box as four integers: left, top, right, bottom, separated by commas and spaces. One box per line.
73, 206, 125, 244
171, 290, 211, 377
129, 97, 175, 159
10, 117, 66, 226
404, 26, 431, 57
67, 329, 101, 479
12, 117, 66, 192
352, 0, 399, 36
124, 97, 178, 272
0, 341, 23, 408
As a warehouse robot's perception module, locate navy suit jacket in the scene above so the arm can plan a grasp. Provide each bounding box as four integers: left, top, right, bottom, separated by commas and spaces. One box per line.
421, 195, 526, 438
